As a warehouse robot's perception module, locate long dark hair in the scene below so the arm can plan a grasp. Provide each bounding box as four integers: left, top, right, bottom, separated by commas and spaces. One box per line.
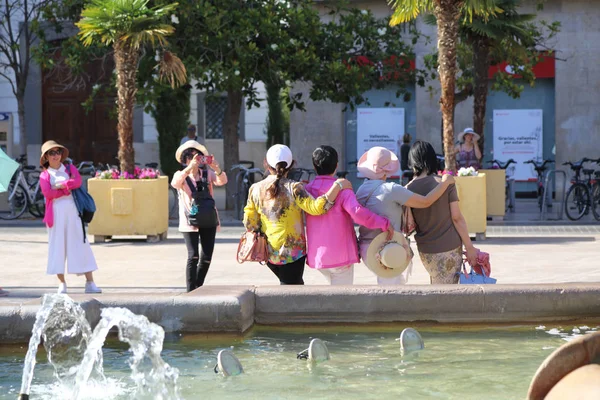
409, 140, 438, 176
266, 160, 295, 199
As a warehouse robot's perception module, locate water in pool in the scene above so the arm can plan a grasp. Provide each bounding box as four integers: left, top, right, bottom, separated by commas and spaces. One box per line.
0, 323, 597, 399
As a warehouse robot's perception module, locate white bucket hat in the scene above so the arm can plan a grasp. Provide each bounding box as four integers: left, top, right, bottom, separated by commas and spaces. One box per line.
175, 140, 210, 163
266, 144, 293, 169
364, 231, 413, 279
458, 128, 481, 143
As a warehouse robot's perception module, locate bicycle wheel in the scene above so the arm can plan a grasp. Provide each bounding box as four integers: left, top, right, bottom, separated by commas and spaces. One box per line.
29, 190, 46, 218
565, 183, 590, 221
169, 186, 178, 220
591, 182, 600, 221
0, 182, 29, 220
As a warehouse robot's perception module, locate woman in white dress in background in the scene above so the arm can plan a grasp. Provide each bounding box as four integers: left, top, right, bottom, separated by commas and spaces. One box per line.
39, 140, 101, 294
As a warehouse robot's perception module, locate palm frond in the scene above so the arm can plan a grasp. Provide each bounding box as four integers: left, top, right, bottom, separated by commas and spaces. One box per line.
76, 0, 178, 48
157, 51, 187, 88
388, 0, 434, 26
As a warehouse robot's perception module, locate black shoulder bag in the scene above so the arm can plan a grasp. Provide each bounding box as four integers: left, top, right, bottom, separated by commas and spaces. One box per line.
185, 172, 218, 229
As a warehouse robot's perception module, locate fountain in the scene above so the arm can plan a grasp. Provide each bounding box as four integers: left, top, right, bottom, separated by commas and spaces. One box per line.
17, 294, 179, 400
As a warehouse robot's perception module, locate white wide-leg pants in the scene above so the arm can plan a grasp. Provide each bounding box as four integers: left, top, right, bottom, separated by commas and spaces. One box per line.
319, 264, 354, 285
47, 195, 98, 275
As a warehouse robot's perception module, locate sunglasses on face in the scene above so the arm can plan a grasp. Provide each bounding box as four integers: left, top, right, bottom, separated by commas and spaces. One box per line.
47, 149, 63, 157
182, 149, 199, 160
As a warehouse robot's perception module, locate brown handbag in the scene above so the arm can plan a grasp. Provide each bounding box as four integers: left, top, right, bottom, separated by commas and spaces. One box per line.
237, 231, 269, 264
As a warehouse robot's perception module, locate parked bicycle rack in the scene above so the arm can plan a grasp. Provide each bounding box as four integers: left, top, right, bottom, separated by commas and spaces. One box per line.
541, 169, 568, 220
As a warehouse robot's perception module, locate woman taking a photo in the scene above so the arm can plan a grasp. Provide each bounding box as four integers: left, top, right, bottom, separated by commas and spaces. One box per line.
243, 144, 352, 285
39, 140, 101, 294
406, 140, 477, 283
171, 141, 227, 292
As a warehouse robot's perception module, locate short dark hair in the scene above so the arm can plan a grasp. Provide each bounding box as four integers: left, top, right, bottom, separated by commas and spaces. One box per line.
312, 145, 338, 176
409, 140, 438, 176
403, 133, 412, 144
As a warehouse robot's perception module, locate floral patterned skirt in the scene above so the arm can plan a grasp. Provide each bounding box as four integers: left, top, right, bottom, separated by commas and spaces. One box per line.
419, 246, 463, 284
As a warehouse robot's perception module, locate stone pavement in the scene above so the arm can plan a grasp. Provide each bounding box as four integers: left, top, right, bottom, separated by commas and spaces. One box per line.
1, 224, 599, 299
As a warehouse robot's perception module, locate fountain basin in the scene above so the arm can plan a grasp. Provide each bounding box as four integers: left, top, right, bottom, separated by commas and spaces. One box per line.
1, 284, 600, 342
1, 324, 598, 399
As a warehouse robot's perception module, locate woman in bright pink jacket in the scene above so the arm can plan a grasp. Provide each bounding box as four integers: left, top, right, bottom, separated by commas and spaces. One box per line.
39, 140, 101, 294
305, 146, 392, 285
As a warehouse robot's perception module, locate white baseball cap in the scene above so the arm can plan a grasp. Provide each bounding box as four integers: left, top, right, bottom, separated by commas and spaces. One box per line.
266, 144, 293, 169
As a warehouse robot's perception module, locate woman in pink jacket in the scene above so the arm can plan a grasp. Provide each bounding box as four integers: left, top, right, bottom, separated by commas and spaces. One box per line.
39, 140, 101, 294
305, 146, 393, 285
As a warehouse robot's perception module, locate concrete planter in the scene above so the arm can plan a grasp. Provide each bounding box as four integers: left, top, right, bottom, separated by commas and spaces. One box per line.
455, 173, 487, 240
479, 169, 506, 219
87, 176, 168, 242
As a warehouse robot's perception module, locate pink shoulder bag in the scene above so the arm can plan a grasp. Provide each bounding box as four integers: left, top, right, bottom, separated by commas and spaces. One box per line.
237, 231, 269, 264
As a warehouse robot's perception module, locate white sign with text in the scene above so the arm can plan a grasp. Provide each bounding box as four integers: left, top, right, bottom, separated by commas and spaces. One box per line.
493, 109, 543, 181
356, 108, 404, 177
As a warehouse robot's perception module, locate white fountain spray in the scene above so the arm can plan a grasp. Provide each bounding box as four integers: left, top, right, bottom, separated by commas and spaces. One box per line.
18, 295, 179, 400
71, 307, 180, 400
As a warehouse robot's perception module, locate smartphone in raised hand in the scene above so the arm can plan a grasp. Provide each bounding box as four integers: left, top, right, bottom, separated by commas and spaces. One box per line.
198, 155, 214, 165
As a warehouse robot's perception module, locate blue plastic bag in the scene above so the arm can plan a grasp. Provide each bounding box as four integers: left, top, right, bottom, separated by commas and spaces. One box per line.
459, 266, 497, 284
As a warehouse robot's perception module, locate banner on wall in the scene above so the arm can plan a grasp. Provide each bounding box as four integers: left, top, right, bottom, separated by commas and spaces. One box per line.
493, 109, 543, 181
357, 108, 405, 177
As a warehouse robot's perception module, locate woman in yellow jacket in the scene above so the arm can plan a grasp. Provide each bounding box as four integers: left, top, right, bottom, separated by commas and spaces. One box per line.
243, 145, 351, 285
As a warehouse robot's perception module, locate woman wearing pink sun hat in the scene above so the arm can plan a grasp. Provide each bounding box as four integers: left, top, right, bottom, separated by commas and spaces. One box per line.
355, 146, 455, 285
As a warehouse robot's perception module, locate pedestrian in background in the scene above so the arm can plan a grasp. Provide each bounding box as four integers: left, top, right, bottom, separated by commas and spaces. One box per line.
180, 124, 199, 145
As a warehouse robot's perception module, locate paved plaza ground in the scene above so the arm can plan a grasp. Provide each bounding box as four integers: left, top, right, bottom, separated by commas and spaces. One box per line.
1, 217, 599, 300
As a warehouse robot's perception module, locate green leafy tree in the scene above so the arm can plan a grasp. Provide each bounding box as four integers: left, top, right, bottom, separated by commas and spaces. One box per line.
265, 82, 288, 148
76, 0, 187, 174
389, 0, 499, 171
172, 0, 422, 208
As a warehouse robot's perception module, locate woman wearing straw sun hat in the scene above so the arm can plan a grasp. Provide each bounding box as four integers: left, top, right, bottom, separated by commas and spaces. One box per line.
455, 128, 482, 169
171, 140, 227, 292
356, 146, 455, 285
39, 140, 101, 294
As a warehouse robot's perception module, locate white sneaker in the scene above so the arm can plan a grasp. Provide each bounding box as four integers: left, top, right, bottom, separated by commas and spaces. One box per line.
85, 281, 102, 294
57, 283, 67, 294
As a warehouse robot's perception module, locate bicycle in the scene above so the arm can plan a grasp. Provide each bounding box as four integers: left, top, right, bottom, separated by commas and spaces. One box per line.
486, 159, 517, 212
288, 168, 316, 184
231, 164, 265, 220
336, 160, 358, 179
563, 158, 600, 221
0, 157, 45, 220
524, 159, 554, 211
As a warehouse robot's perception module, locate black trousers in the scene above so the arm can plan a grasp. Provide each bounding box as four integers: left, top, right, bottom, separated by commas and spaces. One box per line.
183, 228, 217, 292
267, 256, 306, 285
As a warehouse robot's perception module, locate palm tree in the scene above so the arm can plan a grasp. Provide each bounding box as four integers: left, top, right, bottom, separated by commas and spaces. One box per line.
424, 0, 537, 154
76, 0, 187, 174
462, 0, 535, 153
389, 0, 499, 171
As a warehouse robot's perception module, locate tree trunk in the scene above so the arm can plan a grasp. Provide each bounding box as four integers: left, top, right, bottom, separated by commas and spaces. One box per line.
17, 94, 28, 159
434, 0, 462, 172
223, 89, 243, 210
113, 42, 138, 174
472, 38, 491, 156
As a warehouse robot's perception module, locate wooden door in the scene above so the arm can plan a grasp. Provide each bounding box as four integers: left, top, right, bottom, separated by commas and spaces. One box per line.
42, 47, 118, 164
